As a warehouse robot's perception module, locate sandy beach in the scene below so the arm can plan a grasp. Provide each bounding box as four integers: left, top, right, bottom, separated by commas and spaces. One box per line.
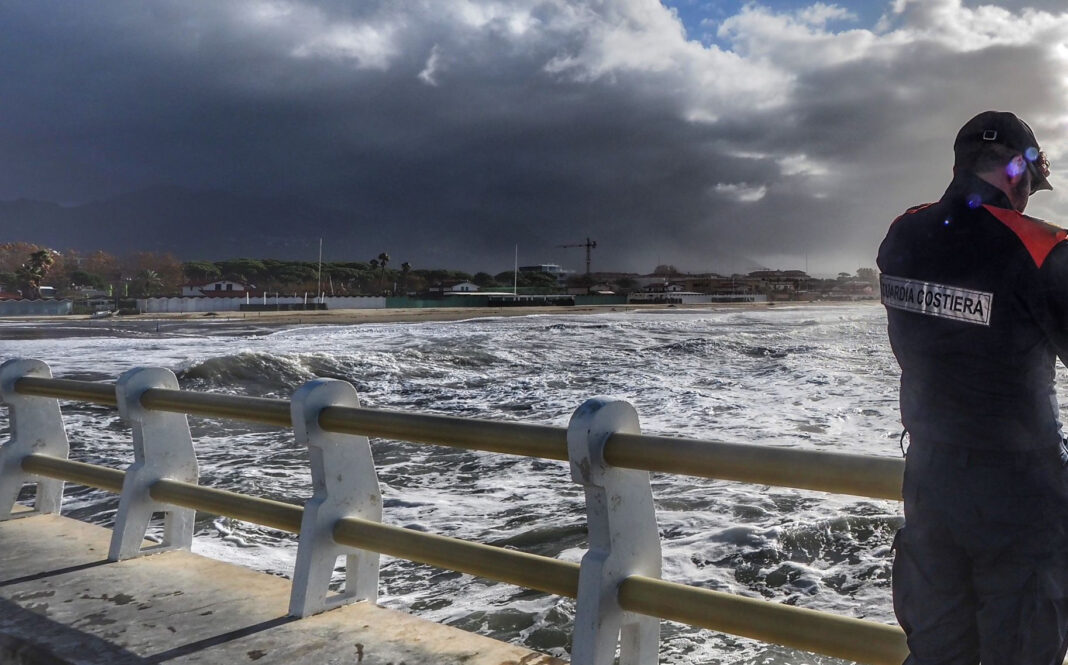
0, 303, 726, 339
0, 301, 871, 340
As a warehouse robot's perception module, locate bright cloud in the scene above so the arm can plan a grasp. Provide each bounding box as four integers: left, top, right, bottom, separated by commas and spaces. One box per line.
778, 155, 830, 177
713, 182, 768, 203
291, 22, 400, 69
418, 45, 444, 85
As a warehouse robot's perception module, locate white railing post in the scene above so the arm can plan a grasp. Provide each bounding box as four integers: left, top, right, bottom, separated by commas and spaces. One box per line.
567, 397, 662, 665
289, 378, 382, 618
0, 358, 69, 520
108, 367, 199, 560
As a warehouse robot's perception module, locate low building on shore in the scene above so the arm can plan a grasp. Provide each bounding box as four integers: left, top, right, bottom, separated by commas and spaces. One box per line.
137, 295, 387, 313
181, 280, 257, 298
0, 299, 73, 316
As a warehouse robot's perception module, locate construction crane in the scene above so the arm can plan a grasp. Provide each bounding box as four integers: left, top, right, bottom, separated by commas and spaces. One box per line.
557, 237, 597, 276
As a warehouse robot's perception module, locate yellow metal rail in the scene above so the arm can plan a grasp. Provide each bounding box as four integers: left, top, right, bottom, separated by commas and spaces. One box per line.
619, 576, 907, 664
20, 454, 581, 595
20, 450, 908, 664
13, 376, 904, 500
9, 373, 911, 664
21, 454, 124, 493
15, 377, 118, 407
607, 431, 903, 500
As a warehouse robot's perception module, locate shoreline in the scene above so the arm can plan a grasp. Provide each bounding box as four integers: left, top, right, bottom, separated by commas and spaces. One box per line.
0, 300, 879, 340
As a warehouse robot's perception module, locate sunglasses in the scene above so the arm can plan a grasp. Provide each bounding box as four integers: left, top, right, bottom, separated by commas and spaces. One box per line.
1025, 148, 1051, 193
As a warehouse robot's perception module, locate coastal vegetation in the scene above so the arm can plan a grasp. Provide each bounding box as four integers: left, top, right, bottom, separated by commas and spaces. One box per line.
0, 242, 185, 299
0, 242, 879, 302
13, 249, 56, 299
0, 243, 563, 299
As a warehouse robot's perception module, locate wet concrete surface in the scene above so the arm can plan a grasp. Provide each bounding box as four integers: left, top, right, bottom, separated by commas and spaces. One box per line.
0, 514, 564, 665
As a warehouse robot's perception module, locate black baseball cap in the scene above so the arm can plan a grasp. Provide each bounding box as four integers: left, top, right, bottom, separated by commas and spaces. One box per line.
953, 110, 1052, 192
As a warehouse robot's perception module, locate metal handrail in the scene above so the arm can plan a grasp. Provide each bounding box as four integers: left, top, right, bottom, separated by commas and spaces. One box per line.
607, 432, 903, 500
19, 453, 580, 594
619, 576, 906, 664
9, 372, 913, 663
332, 517, 581, 598
13, 376, 904, 500
21, 454, 124, 493
15, 377, 118, 407
20, 450, 908, 664
318, 406, 568, 461
143, 389, 290, 427
151, 478, 304, 534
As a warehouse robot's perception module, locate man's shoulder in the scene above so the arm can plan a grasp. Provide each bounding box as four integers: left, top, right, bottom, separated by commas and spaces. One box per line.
982, 205, 1068, 269
983, 205, 1065, 232
904, 202, 938, 216
890, 201, 939, 226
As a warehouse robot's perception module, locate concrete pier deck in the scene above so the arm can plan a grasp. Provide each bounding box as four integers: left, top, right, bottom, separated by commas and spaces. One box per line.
0, 513, 564, 665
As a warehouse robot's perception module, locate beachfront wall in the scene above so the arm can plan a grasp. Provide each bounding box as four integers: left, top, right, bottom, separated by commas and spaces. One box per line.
385, 296, 492, 308
627, 293, 767, 305
138, 296, 387, 313
575, 295, 629, 306
0, 300, 73, 316
139, 294, 629, 313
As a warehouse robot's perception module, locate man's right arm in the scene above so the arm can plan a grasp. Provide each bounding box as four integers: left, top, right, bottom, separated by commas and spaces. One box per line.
1038, 241, 1068, 363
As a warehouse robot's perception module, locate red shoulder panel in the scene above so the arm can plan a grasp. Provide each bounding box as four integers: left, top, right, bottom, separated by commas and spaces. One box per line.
984, 205, 1067, 269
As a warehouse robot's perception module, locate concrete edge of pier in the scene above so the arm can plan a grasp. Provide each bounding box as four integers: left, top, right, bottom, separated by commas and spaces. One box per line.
0, 513, 565, 665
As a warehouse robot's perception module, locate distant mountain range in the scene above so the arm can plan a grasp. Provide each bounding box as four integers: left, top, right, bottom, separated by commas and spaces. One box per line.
0, 186, 774, 275
0, 186, 359, 259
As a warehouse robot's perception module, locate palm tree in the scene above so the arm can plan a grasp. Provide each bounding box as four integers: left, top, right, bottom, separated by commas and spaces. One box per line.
374, 252, 390, 293
136, 269, 164, 297
16, 249, 56, 298
400, 261, 411, 294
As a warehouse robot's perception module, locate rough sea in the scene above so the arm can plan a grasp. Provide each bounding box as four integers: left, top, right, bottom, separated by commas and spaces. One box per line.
0, 303, 933, 663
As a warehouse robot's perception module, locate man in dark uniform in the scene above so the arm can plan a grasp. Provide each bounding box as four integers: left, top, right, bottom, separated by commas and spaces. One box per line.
878, 110, 1068, 665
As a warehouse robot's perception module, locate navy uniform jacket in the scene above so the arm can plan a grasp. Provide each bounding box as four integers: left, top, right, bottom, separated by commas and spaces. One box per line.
877, 171, 1068, 451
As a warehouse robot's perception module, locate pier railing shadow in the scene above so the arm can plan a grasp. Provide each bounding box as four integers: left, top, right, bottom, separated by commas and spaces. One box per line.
0, 357, 908, 665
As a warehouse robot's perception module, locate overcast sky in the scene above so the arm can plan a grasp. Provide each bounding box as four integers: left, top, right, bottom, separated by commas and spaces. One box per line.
2, 0, 1066, 275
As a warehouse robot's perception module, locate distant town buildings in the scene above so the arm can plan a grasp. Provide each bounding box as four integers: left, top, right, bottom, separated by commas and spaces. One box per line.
181, 279, 256, 297
519, 264, 573, 284
1, 244, 879, 318
583, 268, 875, 302
427, 280, 481, 295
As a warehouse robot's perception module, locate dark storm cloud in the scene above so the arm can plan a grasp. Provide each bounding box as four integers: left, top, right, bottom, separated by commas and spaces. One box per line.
1, 1, 1066, 273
